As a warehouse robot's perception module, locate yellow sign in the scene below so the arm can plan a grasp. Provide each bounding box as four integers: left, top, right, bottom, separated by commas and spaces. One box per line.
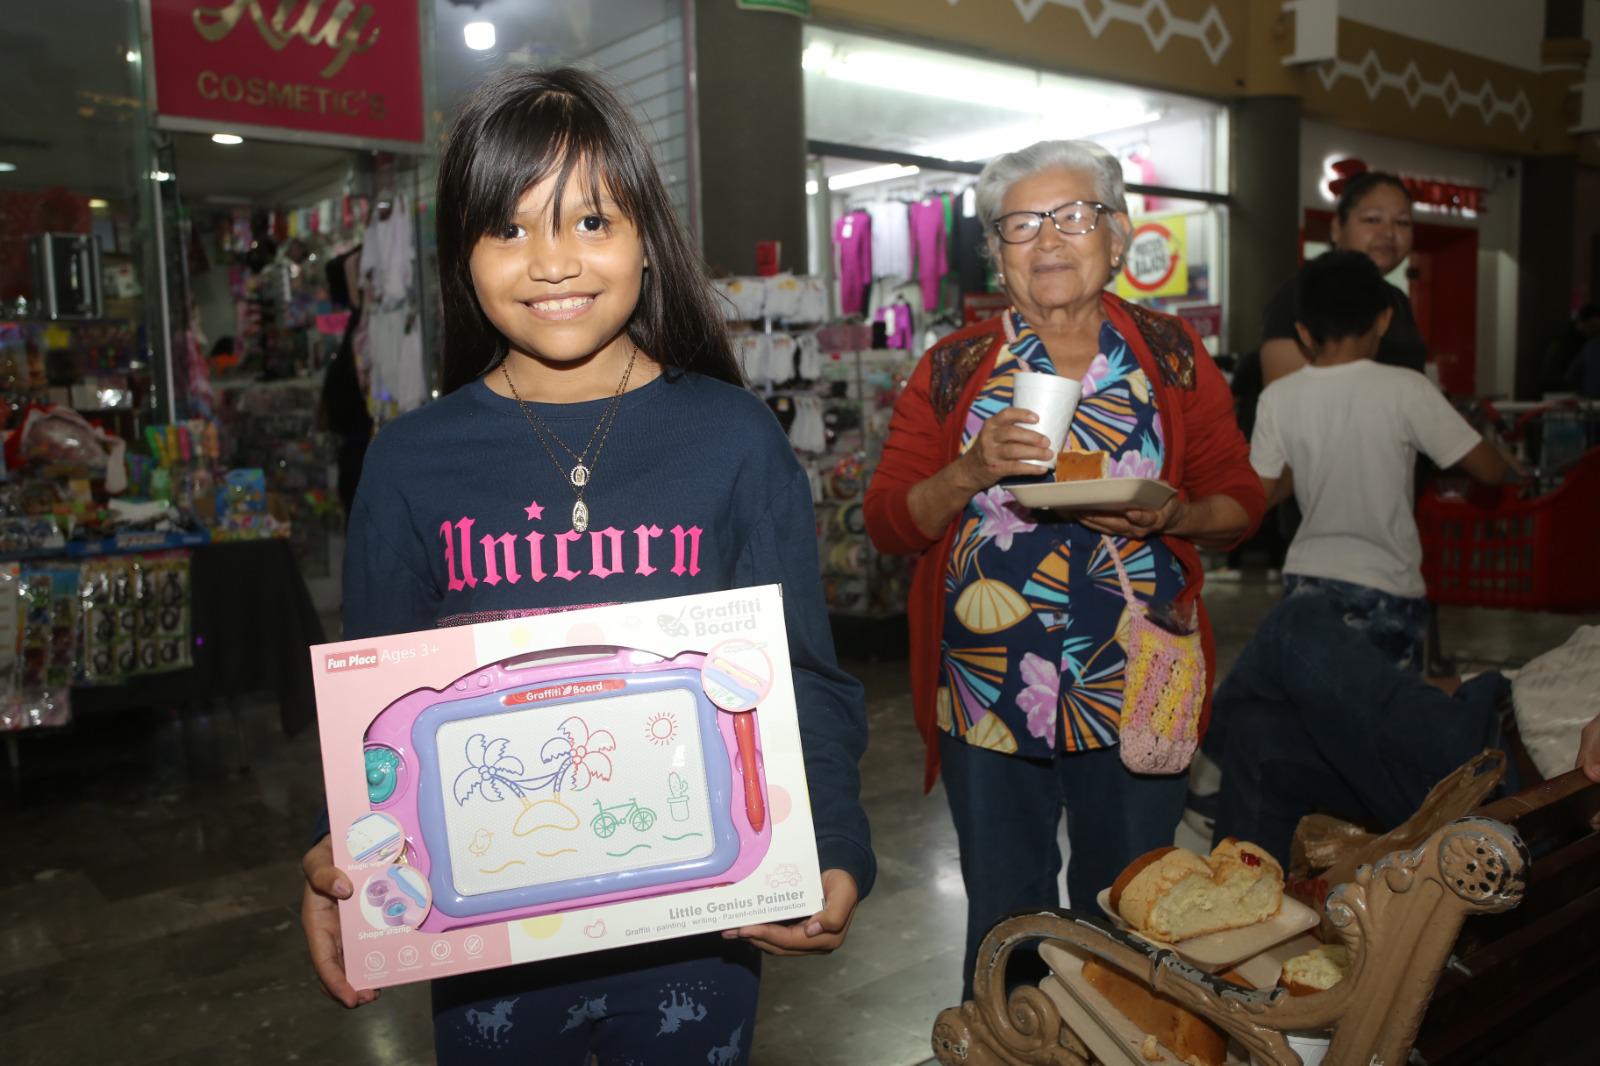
1115, 215, 1189, 301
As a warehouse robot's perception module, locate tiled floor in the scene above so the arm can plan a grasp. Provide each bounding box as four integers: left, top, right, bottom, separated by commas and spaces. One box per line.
2, 576, 1595, 1065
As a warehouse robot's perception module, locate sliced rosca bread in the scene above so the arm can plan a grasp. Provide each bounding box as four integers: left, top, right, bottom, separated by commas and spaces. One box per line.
1081, 956, 1230, 1066
1279, 943, 1350, 996
1110, 839, 1284, 941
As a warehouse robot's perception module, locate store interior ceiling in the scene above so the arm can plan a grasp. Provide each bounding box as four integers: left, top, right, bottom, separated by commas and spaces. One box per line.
0, 4, 1211, 212
802, 26, 1216, 168
0, 0, 674, 208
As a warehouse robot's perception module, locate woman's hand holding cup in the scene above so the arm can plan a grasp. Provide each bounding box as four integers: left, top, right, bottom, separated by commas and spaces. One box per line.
957, 407, 1056, 491
1011, 372, 1082, 470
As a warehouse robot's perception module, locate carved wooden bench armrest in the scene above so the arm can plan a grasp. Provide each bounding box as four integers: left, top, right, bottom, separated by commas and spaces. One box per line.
932, 817, 1526, 1066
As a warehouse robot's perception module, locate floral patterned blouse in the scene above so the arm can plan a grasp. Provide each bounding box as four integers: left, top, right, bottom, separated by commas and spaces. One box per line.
938, 311, 1185, 758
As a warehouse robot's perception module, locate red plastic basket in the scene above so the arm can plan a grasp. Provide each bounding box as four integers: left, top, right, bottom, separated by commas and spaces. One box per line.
1418, 447, 1600, 611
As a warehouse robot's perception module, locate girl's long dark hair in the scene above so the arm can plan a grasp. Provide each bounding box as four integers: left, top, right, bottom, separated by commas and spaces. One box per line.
436, 67, 739, 394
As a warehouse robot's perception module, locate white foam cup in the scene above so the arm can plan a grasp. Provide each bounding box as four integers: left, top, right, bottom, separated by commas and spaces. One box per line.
1284, 1031, 1331, 1066
1011, 371, 1083, 469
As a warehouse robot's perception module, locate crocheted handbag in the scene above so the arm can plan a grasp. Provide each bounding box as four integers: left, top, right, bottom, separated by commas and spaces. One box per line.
1101, 535, 1205, 775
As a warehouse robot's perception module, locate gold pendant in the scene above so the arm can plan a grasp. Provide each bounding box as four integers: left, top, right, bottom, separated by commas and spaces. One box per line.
572, 499, 589, 533
570, 464, 589, 488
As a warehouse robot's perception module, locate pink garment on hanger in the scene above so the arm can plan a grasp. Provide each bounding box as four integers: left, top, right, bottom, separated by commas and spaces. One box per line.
833, 210, 873, 315
909, 197, 948, 314
874, 302, 914, 350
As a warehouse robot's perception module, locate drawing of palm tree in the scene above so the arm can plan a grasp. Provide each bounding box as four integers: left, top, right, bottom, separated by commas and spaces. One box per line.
544, 716, 616, 792
453, 717, 616, 807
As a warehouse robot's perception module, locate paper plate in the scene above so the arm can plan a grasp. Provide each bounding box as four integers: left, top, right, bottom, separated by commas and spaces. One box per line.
1095, 888, 1321, 973
1002, 477, 1177, 513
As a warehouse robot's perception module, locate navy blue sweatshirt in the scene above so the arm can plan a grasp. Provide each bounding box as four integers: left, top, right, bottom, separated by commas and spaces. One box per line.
340, 370, 875, 899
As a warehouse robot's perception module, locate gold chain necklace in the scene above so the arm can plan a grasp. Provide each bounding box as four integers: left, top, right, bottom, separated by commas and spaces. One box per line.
501, 344, 637, 533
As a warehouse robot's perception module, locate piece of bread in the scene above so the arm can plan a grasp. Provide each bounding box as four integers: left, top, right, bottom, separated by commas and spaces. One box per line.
1083, 957, 1228, 1066
1110, 839, 1285, 942
1279, 943, 1350, 996
1054, 449, 1110, 482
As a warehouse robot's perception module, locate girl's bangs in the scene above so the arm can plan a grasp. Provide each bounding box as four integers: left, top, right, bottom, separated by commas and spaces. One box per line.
469, 98, 645, 238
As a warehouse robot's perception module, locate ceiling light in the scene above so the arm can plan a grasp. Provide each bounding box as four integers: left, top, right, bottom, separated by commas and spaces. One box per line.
817, 48, 1037, 111
810, 43, 1164, 136
89, 198, 109, 209
464, 21, 495, 50
802, 42, 834, 71
805, 179, 819, 196
0, 162, 16, 173
918, 110, 1164, 162
151, 170, 173, 182
212, 132, 244, 145
827, 164, 919, 191
125, 49, 139, 63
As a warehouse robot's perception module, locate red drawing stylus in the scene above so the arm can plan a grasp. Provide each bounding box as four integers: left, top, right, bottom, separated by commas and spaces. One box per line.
733, 712, 765, 832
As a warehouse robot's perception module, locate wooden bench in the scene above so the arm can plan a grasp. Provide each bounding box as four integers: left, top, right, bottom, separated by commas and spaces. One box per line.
1411, 770, 1600, 1064
931, 766, 1600, 1066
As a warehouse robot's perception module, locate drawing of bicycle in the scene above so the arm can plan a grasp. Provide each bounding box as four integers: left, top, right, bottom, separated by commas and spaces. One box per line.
590, 797, 657, 838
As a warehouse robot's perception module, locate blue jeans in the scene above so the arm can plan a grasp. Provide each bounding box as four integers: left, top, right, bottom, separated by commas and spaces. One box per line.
1211, 594, 1510, 867
1283, 573, 1430, 672
432, 936, 759, 1065
938, 733, 1188, 1000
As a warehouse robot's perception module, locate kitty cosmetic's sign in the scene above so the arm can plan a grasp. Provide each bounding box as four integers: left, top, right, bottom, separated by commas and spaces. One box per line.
145, 0, 423, 146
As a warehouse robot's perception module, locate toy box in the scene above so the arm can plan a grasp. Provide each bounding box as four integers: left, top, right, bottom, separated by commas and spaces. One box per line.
311, 585, 823, 990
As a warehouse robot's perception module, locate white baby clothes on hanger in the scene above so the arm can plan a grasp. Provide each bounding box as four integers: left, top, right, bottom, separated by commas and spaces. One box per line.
793, 276, 829, 324
766, 334, 797, 384
712, 278, 767, 321
733, 332, 772, 385
789, 396, 828, 454
764, 274, 803, 321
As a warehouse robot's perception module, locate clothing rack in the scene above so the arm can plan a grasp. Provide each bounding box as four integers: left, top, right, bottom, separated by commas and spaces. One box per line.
836, 172, 972, 211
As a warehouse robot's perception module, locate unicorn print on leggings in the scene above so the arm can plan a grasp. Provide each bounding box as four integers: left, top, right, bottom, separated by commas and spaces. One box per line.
466, 999, 516, 1043
706, 1022, 743, 1065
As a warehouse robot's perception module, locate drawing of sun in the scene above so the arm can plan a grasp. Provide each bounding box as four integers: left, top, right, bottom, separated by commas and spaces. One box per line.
645, 711, 678, 745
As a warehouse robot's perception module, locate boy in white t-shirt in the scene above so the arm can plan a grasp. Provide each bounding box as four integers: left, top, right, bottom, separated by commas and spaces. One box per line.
1250, 251, 1515, 670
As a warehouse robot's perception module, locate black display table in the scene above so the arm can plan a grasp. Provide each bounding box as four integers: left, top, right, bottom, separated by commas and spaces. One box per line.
43, 538, 325, 736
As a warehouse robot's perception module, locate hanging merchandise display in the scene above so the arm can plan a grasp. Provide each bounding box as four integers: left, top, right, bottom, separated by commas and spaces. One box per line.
356, 193, 426, 417
194, 152, 427, 600
715, 273, 914, 622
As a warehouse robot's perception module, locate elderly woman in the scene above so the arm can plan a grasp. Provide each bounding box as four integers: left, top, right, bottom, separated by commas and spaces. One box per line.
864, 140, 1264, 996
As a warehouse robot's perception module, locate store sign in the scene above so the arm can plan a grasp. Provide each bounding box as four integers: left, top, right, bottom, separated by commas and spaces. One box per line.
147, 0, 423, 145
755, 240, 782, 277
1177, 303, 1222, 339
737, 0, 811, 15
1115, 216, 1188, 300
1326, 157, 1486, 214
963, 293, 1008, 325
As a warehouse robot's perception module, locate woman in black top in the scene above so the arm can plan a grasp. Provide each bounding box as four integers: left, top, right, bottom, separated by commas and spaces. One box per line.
1259, 172, 1427, 386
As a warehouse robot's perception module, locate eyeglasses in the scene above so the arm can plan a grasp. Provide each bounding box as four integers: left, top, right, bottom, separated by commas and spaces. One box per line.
992, 201, 1107, 244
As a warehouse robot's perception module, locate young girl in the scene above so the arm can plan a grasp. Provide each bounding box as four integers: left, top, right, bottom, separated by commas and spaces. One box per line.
299, 68, 874, 1066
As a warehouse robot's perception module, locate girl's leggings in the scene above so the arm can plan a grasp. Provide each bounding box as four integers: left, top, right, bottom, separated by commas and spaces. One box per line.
432, 935, 759, 1066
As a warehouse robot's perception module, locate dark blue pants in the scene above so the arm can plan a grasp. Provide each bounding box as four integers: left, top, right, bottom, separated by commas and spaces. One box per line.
432, 935, 759, 1065
938, 734, 1188, 1000
1283, 573, 1430, 672
1211, 594, 1510, 867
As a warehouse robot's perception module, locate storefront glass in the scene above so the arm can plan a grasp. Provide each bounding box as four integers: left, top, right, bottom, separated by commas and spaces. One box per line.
802, 26, 1229, 341
1, 0, 163, 416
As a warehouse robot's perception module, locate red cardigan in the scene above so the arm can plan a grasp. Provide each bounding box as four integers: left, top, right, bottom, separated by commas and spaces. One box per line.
864, 292, 1266, 793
